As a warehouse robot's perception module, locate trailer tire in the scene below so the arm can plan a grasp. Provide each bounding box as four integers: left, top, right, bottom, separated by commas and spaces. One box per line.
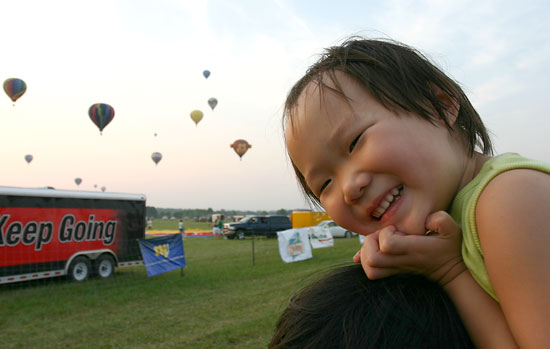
95, 254, 116, 279
69, 256, 91, 282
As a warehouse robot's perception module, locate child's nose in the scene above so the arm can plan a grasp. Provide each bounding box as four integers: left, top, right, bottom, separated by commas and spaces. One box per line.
343, 172, 371, 205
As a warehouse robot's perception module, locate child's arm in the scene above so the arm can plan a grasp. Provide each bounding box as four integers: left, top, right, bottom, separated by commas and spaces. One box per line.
354, 211, 517, 347
475, 169, 550, 347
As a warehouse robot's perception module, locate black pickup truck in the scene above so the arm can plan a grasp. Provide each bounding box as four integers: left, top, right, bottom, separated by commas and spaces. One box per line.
223, 215, 291, 240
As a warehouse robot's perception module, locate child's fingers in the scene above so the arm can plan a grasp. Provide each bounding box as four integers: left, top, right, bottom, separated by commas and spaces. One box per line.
425, 211, 460, 238
360, 231, 419, 278
378, 225, 412, 255
353, 250, 361, 263
362, 265, 403, 280
362, 231, 412, 267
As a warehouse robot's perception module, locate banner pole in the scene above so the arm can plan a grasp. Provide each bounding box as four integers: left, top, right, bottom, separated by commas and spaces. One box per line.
252, 233, 256, 266
181, 233, 185, 277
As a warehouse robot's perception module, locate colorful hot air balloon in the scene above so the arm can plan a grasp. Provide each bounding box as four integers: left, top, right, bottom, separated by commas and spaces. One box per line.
208, 97, 218, 110
88, 103, 115, 135
24, 154, 33, 164
75, 177, 82, 186
190, 110, 203, 126
230, 139, 252, 160
3, 78, 27, 104
101, 186, 106, 192
151, 152, 162, 165
203, 70, 210, 79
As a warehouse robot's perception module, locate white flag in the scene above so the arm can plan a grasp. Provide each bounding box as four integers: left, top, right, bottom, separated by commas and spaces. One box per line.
277, 228, 312, 263
308, 226, 334, 249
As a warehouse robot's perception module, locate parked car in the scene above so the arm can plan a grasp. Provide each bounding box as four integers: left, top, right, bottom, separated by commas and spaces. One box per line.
315, 220, 356, 238
223, 215, 291, 240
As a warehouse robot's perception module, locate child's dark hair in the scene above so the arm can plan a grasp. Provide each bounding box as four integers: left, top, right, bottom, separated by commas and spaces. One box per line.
269, 264, 473, 348
283, 37, 493, 206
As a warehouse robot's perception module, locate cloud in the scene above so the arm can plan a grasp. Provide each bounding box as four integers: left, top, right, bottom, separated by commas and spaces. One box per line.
273, 0, 313, 36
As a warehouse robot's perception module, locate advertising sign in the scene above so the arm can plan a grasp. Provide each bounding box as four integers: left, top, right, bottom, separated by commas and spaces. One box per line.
277, 228, 312, 263
308, 226, 334, 249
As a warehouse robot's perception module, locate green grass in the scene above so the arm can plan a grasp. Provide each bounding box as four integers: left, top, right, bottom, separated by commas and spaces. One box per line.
0, 236, 362, 348
150, 219, 213, 231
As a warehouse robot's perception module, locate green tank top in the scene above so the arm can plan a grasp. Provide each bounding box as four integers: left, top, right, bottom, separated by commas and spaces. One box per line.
450, 153, 550, 301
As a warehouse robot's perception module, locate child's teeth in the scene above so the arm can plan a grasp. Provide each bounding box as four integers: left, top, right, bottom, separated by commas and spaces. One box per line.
373, 186, 402, 219
373, 208, 385, 218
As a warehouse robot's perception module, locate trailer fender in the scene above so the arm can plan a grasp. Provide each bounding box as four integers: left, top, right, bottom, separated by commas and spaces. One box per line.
64, 249, 118, 274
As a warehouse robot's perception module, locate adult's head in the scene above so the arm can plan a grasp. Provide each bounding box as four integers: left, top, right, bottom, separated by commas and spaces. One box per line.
269, 264, 473, 348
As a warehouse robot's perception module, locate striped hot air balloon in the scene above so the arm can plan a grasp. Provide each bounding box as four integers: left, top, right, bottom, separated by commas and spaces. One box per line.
88, 103, 115, 135
208, 97, 218, 110
151, 152, 162, 165
3, 78, 27, 105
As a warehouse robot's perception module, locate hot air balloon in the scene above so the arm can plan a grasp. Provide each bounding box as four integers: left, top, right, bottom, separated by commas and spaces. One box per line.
3, 78, 27, 105
230, 139, 252, 160
24, 154, 33, 164
203, 70, 210, 79
190, 110, 203, 126
94, 184, 98, 189
75, 178, 82, 186
154, 132, 157, 137
208, 97, 218, 110
101, 186, 106, 192
88, 103, 115, 135
151, 152, 162, 165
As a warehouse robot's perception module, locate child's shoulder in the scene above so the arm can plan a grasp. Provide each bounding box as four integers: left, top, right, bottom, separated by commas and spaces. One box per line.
476, 153, 550, 237
453, 153, 550, 214
485, 153, 550, 172
477, 152, 550, 207
468, 153, 550, 196
474, 154, 550, 329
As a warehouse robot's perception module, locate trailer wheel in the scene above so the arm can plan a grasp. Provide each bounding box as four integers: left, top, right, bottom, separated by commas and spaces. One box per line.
69, 256, 91, 282
95, 254, 115, 279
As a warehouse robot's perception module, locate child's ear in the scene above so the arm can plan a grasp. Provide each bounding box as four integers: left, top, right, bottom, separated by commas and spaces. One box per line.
432, 85, 460, 127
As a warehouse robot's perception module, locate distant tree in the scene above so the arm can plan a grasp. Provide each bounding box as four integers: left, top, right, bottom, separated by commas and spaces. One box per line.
146, 206, 158, 218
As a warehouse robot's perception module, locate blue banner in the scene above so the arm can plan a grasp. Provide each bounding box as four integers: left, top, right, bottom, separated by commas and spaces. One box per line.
138, 234, 186, 277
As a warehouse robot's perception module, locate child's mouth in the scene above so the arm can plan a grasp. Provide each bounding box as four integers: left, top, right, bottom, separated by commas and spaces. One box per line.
372, 185, 403, 220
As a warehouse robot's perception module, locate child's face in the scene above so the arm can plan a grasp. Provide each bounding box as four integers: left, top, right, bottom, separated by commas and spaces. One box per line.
285, 71, 468, 235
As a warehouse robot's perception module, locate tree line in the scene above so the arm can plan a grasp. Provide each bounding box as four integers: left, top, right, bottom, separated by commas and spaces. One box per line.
146, 207, 293, 220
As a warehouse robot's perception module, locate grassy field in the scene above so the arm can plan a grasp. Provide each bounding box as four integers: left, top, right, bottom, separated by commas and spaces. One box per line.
0, 236, 362, 348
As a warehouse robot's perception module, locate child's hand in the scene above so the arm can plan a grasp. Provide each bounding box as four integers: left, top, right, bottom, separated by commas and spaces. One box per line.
353, 211, 466, 285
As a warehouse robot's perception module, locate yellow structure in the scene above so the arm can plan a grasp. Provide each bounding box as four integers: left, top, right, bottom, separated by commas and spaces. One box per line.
290, 211, 331, 228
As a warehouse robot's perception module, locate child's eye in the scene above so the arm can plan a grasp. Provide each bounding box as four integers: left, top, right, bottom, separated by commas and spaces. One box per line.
349, 133, 362, 153
319, 179, 331, 195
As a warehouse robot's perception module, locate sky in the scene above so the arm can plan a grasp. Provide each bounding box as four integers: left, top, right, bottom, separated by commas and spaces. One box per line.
1, 0, 549, 211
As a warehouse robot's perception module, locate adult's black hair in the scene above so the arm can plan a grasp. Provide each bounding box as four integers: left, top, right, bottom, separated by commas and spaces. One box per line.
269, 264, 473, 348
